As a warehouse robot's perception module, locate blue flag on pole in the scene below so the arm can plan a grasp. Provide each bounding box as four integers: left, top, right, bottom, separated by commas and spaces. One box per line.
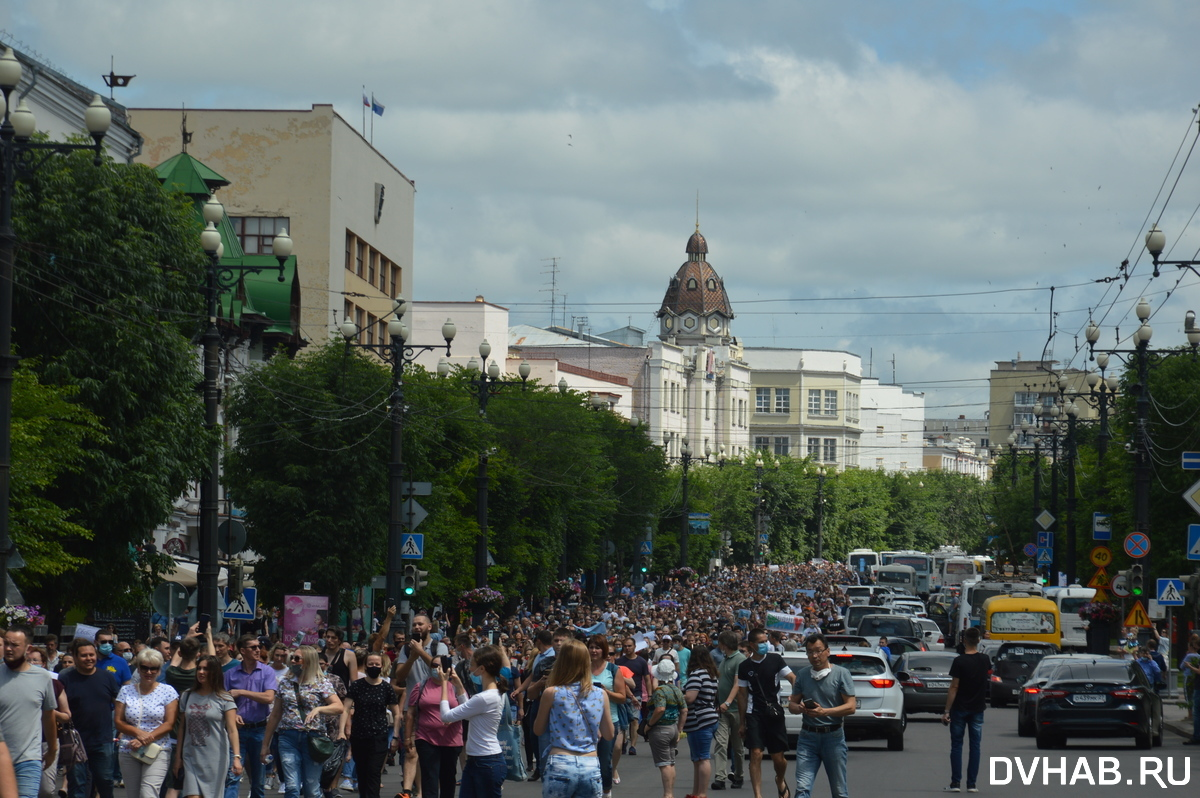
371, 95, 385, 116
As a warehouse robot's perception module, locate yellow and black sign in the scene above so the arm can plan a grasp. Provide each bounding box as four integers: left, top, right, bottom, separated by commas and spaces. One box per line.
1087, 568, 1110, 590
1124, 600, 1151, 628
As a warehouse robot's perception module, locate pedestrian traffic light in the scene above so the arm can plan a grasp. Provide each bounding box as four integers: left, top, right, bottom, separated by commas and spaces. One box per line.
1129, 563, 1143, 597
402, 564, 418, 596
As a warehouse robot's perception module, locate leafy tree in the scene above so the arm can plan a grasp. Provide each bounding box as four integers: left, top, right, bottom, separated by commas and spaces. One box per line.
10, 144, 209, 617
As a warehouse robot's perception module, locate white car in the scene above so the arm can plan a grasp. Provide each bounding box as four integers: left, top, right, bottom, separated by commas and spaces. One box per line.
779, 647, 907, 751
916, 618, 945, 650
883, 597, 928, 618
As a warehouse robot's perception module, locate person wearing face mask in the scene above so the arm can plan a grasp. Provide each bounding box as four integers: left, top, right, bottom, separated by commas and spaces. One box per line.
337, 653, 399, 798
0, 624, 58, 798
729, 629, 795, 798
403, 651, 462, 798
93, 632, 132, 686
260, 646, 342, 798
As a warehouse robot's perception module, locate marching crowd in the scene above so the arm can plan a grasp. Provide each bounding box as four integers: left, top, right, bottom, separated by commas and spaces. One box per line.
5, 562, 868, 798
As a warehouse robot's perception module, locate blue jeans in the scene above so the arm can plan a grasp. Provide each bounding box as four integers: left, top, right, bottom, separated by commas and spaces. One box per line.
459, 753, 505, 798
277, 729, 322, 798
794, 728, 848, 798
226, 723, 267, 798
13, 758, 41, 798
949, 709, 984, 787
69, 743, 115, 798
597, 735, 615, 793
541, 754, 601, 798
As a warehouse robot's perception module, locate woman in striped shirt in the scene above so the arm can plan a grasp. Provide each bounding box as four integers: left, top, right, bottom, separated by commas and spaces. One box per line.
683, 647, 720, 798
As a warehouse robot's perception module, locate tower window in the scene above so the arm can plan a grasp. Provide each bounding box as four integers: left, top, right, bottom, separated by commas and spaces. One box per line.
706, 278, 716, 290
687, 277, 698, 289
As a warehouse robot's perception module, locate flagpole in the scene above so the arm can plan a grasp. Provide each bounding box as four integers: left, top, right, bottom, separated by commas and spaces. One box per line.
362, 85, 366, 136
370, 93, 375, 145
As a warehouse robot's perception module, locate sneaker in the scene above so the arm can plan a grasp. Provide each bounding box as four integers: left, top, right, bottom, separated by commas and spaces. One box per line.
730, 780, 744, 789
944, 785, 962, 793
628, 746, 637, 756
711, 782, 727, 791
278, 783, 287, 795
967, 787, 979, 793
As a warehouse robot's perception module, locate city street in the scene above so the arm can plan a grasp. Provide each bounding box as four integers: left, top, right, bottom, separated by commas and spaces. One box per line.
362, 706, 1196, 797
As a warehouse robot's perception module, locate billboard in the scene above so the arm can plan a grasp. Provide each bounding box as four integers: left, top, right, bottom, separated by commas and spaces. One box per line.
282, 594, 328, 646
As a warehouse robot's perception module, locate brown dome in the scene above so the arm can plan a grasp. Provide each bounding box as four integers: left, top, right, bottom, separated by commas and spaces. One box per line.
686, 230, 708, 256
658, 229, 733, 320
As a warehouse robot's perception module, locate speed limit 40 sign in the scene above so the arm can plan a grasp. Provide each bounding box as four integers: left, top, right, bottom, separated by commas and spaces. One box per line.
1090, 546, 1112, 568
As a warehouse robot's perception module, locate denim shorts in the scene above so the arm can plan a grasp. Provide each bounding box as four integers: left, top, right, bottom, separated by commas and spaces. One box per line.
686, 723, 716, 761
542, 754, 601, 798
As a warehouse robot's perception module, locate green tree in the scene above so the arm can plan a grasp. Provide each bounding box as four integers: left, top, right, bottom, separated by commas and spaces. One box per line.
11, 145, 209, 617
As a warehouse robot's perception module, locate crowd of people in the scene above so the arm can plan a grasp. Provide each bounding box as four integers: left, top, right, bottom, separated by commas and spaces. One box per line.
8, 561, 885, 798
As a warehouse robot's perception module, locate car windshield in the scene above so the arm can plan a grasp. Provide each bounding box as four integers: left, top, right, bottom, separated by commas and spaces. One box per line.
1058, 597, 1090, 616
859, 619, 914, 638
901, 654, 956, 672
829, 654, 887, 676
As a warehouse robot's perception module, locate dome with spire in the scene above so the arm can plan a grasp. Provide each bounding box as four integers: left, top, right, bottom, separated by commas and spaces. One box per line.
657, 227, 733, 341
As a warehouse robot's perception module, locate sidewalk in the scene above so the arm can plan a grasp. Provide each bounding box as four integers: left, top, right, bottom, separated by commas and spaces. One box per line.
1162, 689, 1193, 741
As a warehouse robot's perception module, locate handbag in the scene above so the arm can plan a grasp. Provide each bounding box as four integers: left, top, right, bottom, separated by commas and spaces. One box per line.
496, 695, 528, 782
292, 682, 335, 763
57, 722, 88, 767
130, 742, 163, 765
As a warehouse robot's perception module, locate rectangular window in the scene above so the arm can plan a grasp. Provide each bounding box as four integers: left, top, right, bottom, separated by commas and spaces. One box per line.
876, 457, 885, 468
663, 381, 669, 413
808, 389, 822, 414
756, 388, 771, 413
1013, 412, 1034, 428
847, 440, 858, 467
824, 390, 837, 415
231, 216, 290, 256
774, 437, 789, 456
808, 437, 820, 457
755, 436, 771, 452
391, 264, 401, 297
876, 425, 884, 438
705, 391, 711, 420
379, 319, 388, 344
345, 233, 354, 271
1014, 391, 1038, 407
356, 242, 365, 277
683, 383, 689, 417
901, 433, 909, 442
774, 388, 790, 414
981, 438, 989, 450
366, 313, 377, 346
823, 438, 837, 463
355, 307, 365, 343
368, 250, 377, 286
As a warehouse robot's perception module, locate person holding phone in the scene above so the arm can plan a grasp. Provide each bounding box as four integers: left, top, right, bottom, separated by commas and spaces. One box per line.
788, 634, 855, 798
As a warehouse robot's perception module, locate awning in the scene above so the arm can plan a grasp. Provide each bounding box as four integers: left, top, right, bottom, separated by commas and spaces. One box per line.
163, 559, 229, 589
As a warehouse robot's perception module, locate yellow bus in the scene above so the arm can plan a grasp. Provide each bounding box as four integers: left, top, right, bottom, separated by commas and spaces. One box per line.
982, 595, 1061, 646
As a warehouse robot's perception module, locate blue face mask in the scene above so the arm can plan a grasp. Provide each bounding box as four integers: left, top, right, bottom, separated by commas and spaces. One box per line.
470, 673, 483, 688
756, 642, 770, 656
98, 643, 113, 656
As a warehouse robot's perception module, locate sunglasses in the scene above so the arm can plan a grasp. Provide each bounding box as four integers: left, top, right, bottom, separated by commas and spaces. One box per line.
290, 656, 303, 663
139, 665, 160, 673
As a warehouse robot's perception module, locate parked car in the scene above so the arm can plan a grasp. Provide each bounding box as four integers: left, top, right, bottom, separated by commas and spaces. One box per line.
895, 651, 958, 714
988, 641, 1059, 708
883, 597, 928, 617
916, 618, 945, 651
779, 648, 906, 751
857, 614, 922, 642
1035, 658, 1163, 749
824, 635, 872, 649
1016, 654, 1104, 736
881, 637, 928, 667
846, 605, 896, 634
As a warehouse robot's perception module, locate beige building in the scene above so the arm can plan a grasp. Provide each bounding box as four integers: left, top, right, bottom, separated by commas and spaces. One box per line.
988, 357, 1098, 448
132, 104, 414, 347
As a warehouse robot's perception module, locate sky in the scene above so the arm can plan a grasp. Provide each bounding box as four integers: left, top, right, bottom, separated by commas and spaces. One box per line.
6, 0, 1200, 421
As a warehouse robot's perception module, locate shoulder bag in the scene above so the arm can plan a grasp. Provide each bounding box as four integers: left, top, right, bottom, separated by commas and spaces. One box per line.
749, 660, 784, 720
496, 694, 528, 782
57, 721, 88, 767
291, 681, 335, 763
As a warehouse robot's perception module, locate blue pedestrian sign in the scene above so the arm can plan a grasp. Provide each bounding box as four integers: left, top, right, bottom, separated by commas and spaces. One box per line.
1158, 579, 1185, 606
400, 533, 424, 560
640, 540, 653, 555
758, 533, 770, 546
1037, 531, 1054, 549
1188, 525, 1200, 561
1093, 512, 1112, 541
1183, 452, 1200, 470
1036, 547, 1053, 566
224, 587, 257, 620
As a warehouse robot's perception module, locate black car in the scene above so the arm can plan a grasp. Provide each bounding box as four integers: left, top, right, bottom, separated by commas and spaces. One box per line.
1035, 659, 1163, 749
989, 642, 1059, 708
1016, 654, 1098, 736
895, 651, 958, 713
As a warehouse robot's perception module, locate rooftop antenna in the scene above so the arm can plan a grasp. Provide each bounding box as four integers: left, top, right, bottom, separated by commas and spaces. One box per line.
102, 55, 135, 100
891, 353, 896, 384
540, 256, 561, 328
181, 105, 192, 153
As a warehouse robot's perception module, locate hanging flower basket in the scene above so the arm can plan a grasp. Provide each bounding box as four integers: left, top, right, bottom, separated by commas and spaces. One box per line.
548, 580, 581, 601
458, 587, 504, 612
667, 567, 696, 581
1078, 601, 1119, 624
0, 603, 45, 628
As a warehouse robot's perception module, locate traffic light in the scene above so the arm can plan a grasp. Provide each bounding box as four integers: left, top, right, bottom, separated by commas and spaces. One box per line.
402, 564, 418, 596
1183, 573, 1200, 604
228, 558, 244, 601
639, 556, 649, 575
414, 567, 429, 591
1130, 563, 1144, 597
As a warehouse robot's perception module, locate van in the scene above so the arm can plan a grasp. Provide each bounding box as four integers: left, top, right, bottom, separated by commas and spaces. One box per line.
856, 614, 921, 641
1043, 586, 1095, 650
982, 595, 1061, 647
846, 605, 896, 634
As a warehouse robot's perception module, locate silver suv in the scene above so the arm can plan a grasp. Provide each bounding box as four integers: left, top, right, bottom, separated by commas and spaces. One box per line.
779, 647, 906, 751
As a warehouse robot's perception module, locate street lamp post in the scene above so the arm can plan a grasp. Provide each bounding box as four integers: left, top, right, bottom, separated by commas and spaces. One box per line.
815, 467, 827, 560
197, 197, 292, 623
754, 454, 765, 565
0, 48, 112, 601
1086, 294, 1200, 593
339, 300, 455, 608
679, 436, 692, 569
470, 342, 530, 588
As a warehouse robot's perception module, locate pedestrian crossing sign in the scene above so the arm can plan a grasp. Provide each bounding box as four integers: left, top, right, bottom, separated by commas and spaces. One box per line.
1157, 578, 1185, 606
400, 533, 424, 560
224, 587, 256, 620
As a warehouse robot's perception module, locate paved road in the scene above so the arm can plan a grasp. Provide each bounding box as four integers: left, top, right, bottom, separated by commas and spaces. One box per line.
293, 698, 1199, 797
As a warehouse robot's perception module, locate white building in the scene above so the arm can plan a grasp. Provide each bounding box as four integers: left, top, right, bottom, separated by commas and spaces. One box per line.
859, 378, 926, 472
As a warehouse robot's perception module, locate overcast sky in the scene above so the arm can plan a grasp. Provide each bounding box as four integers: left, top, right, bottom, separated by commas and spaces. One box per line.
7, 0, 1200, 420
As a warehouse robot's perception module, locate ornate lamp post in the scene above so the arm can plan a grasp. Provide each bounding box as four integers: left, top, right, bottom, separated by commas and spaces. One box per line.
339, 299, 455, 607
679, 436, 693, 568
0, 48, 112, 600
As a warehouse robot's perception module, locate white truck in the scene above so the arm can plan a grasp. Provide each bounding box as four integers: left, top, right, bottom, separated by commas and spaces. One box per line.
1043, 585, 1095, 650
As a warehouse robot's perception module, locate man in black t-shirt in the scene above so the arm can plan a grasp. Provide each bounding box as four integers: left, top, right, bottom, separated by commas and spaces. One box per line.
59, 638, 119, 798
941, 626, 990, 793
729, 628, 795, 798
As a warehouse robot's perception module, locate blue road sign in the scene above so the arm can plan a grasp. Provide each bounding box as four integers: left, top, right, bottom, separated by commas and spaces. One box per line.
1093, 512, 1112, 540
1158, 578, 1185, 606
1183, 452, 1200, 470
1023, 543, 1037, 558
758, 533, 770, 546
224, 587, 257, 620
400, 533, 424, 560
640, 540, 653, 555
1188, 525, 1200, 561
1037, 547, 1053, 566
1124, 532, 1150, 559
1037, 531, 1054, 549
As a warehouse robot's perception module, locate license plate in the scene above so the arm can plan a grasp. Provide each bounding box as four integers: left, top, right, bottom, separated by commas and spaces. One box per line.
1011, 689, 1019, 695
856, 698, 861, 708
1072, 694, 1105, 704
926, 681, 949, 688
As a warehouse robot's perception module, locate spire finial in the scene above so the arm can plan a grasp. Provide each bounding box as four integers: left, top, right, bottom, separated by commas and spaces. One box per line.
695, 189, 700, 232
